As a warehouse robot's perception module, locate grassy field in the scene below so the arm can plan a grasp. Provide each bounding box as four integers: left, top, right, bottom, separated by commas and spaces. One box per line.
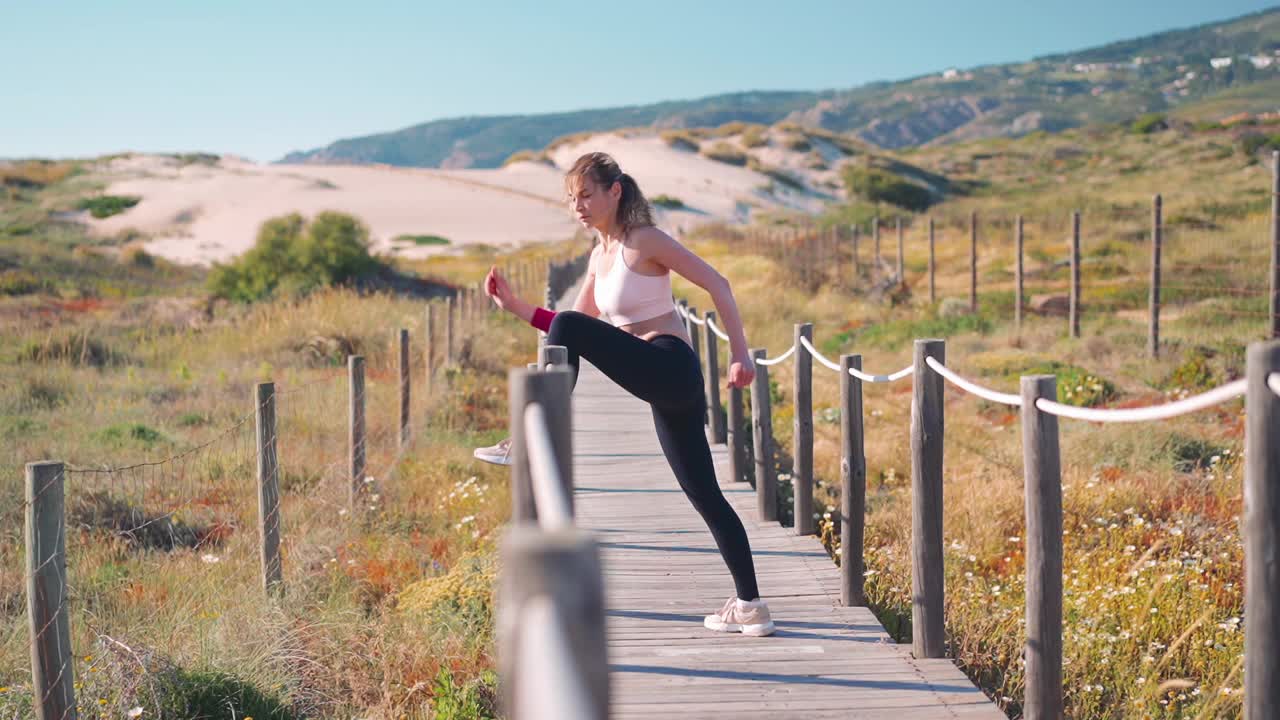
1, 158, 592, 718
670, 121, 1273, 720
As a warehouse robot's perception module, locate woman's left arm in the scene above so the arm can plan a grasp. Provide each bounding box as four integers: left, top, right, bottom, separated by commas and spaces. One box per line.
644, 229, 755, 386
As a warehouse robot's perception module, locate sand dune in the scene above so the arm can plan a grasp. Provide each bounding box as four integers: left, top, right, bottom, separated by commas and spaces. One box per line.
86, 131, 841, 265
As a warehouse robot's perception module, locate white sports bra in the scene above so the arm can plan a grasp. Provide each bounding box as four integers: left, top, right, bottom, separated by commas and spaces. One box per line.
593, 245, 676, 326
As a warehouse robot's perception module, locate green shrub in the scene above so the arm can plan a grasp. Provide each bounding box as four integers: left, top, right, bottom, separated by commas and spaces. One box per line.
0, 268, 42, 295
431, 667, 498, 720
650, 194, 685, 209
208, 211, 380, 302
783, 135, 811, 152
841, 166, 933, 211
396, 234, 451, 246
660, 130, 700, 152
740, 126, 768, 148
78, 195, 141, 219
1240, 133, 1280, 158
96, 422, 167, 448
701, 142, 748, 166
1130, 113, 1168, 134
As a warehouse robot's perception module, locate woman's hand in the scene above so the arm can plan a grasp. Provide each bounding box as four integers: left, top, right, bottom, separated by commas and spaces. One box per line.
484, 266, 516, 311
727, 355, 755, 389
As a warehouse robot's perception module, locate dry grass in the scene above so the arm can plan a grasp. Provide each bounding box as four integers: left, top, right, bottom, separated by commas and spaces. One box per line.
674, 123, 1268, 718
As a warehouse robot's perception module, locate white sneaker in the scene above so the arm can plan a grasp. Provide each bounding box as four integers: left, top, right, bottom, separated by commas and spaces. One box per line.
704, 596, 775, 637
473, 437, 512, 466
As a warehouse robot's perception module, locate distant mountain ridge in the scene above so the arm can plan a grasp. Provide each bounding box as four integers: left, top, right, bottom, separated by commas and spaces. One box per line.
279, 7, 1280, 168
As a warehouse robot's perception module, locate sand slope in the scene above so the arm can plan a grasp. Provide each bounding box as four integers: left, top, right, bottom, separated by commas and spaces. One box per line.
87, 130, 846, 265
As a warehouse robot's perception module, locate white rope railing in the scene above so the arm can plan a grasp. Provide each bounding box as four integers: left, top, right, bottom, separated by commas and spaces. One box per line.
754, 345, 795, 366
704, 315, 731, 342
796, 335, 914, 383
523, 403, 572, 530
924, 356, 1022, 406
1034, 380, 1247, 423
1269, 372, 1280, 399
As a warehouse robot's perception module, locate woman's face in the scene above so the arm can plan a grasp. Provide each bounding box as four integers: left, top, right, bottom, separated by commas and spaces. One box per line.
567, 175, 619, 232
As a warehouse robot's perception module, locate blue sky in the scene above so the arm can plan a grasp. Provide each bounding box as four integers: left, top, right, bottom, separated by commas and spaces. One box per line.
2, 1, 1274, 162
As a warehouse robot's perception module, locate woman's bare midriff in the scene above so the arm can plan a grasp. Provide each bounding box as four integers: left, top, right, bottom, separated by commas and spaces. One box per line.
618, 310, 694, 351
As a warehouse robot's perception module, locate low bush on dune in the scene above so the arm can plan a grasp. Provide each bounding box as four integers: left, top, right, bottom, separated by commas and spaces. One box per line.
396, 233, 452, 246
208, 211, 381, 302
79, 194, 141, 219
650, 194, 685, 209
841, 165, 934, 212
660, 130, 700, 152
701, 142, 748, 166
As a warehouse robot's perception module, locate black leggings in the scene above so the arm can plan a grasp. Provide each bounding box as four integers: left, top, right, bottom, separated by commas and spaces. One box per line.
547, 310, 760, 601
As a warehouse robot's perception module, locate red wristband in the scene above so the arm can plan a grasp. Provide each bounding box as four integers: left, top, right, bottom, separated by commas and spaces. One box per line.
531, 307, 556, 332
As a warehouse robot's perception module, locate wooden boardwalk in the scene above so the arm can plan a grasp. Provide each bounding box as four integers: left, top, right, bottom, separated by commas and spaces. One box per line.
566, 352, 1006, 719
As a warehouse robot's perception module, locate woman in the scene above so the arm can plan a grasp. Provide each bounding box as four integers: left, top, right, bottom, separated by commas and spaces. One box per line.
478, 151, 773, 636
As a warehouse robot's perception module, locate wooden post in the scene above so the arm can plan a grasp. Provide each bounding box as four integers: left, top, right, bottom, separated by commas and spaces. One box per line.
678, 299, 690, 335
1150, 195, 1162, 358
969, 210, 978, 313
729, 382, 745, 482
499, 526, 607, 720
509, 368, 574, 524
929, 218, 936, 305
425, 303, 435, 382
398, 328, 410, 449
446, 296, 456, 367
873, 216, 881, 274
689, 307, 704, 426
25, 461, 76, 720
255, 382, 283, 594
1070, 211, 1081, 339
348, 355, 366, 505
1021, 375, 1063, 720
705, 311, 726, 444
852, 225, 860, 278
910, 339, 945, 658
840, 355, 866, 607
1270, 151, 1279, 339
896, 217, 905, 282
539, 344, 568, 370
793, 323, 814, 536
1245, 340, 1280, 720
1015, 215, 1024, 333
750, 348, 777, 522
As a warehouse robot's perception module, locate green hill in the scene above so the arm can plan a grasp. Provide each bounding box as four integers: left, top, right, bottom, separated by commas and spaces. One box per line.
280, 7, 1280, 168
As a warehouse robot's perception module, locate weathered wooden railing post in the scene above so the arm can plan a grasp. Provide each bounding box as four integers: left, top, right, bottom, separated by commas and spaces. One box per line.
911, 339, 945, 658
255, 381, 283, 595
25, 460, 76, 720
929, 218, 936, 305
1015, 215, 1024, 334
840, 354, 866, 607
1149, 194, 1162, 358
969, 211, 979, 313
446, 296, 456, 367
499, 527, 607, 720
852, 225, 861, 278
1245, 340, 1280, 719
896, 217, 905, 282
873, 216, 881, 274
794, 323, 814, 536
1021, 375, 1063, 720
688, 306, 704, 425
705, 311, 726, 444
1070, 211, 1081, 339
1270, 151, 1279, 339
751, 348, 778, 522
349, 355, 366, 504
509, 368, 574, 523
729, 379, 746, 482
539, 344, 568, 371
398, 328, 410, 448
425, 302, 436, 383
